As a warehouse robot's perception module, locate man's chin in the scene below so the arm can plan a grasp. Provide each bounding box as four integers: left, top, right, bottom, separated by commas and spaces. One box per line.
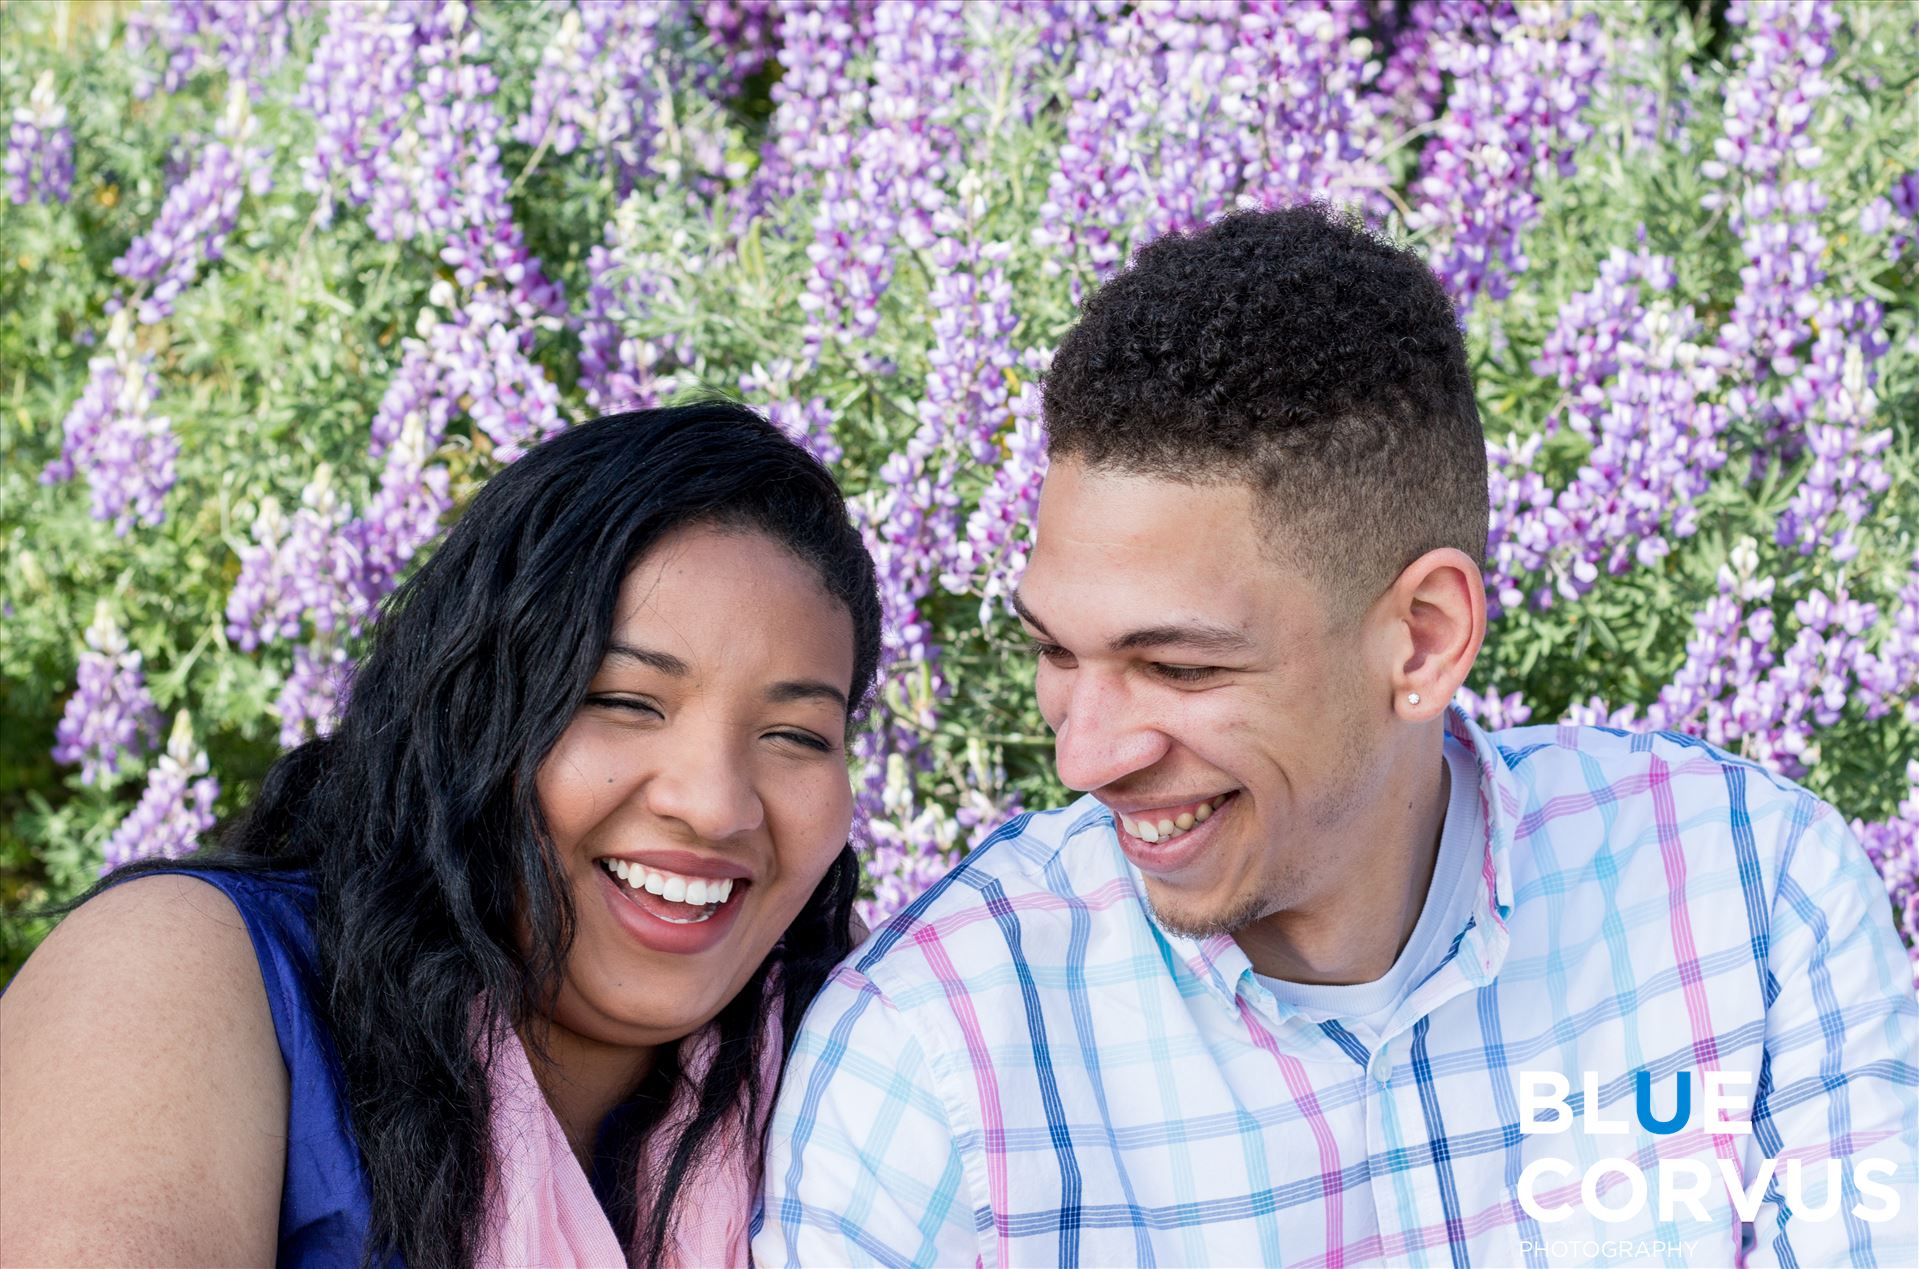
1141, 878, 1267, 943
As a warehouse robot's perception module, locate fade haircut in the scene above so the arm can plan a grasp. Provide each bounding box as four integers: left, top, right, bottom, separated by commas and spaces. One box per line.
1042, 204, 1489, 622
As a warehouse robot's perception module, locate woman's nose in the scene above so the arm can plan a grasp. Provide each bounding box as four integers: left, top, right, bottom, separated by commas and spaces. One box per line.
641, 727, 766, 841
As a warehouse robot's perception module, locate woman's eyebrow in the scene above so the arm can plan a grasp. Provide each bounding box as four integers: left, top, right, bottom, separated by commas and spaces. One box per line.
606, 643, 846, 712
605, 642, 690, 676
767, 680, 848, 712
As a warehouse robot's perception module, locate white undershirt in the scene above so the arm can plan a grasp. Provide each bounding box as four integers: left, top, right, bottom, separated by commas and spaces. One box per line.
1253, 734, 1483, 1047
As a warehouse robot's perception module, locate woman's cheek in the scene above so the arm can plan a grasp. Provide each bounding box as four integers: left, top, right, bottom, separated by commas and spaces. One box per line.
768, 773, 852, 894
536, 726, 626, 846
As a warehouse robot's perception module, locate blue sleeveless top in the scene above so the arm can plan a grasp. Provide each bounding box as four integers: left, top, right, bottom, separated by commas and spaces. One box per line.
137, 867, 396, 1268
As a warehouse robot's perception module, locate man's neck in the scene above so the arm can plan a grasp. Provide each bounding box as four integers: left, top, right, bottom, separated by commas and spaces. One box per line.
1237, 741, 1452, 986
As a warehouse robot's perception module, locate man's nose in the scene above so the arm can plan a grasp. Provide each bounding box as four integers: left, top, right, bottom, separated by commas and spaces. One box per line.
1051, 672, 1171, 792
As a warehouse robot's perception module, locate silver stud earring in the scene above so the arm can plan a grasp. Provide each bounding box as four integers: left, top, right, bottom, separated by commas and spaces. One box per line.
1407, 692, 1421, 706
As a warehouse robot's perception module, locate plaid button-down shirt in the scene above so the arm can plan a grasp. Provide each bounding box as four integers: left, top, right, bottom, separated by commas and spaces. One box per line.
756, 710, 1919, 1267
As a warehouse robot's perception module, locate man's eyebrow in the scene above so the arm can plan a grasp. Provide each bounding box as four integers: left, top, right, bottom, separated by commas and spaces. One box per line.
1109, 623, 1252, 656
1012, 591, 1249, 657
767, 680, 848, 712
1010, 589, 1052, 638
605, 643, 690, 676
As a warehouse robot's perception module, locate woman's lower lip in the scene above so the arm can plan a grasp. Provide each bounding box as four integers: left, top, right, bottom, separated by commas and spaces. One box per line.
597, 865, 747, 955
1116, 792, 1236, 877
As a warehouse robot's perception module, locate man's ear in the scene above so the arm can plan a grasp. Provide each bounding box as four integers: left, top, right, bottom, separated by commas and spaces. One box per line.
1377, 548, 1487, 719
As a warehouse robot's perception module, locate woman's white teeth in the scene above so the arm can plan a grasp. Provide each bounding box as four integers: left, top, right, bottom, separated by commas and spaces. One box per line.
1122, 795, 1229, 843
601, 859, 734, 908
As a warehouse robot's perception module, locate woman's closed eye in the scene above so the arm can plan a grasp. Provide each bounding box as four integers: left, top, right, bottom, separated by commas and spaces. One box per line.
586, 694, 662, 718
589, 694, 834, 756
767, 728, 835, 754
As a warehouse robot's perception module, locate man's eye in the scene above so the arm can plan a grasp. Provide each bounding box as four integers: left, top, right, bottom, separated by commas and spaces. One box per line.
1152, 663, 1217, 684
1028, 640, 1076, 667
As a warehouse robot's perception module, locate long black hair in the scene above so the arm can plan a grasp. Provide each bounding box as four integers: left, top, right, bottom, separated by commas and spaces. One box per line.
92, 404, 882, 1268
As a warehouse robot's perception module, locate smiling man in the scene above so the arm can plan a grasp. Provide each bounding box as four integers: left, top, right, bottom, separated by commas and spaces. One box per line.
755, 206, 1918, 1267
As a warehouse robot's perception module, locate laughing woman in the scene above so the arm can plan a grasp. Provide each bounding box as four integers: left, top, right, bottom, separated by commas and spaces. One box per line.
0, 405, 881, 1269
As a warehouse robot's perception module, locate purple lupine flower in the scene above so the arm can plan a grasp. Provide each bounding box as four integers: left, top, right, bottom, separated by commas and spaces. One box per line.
1851, 552, 1919, 726
101, 711, 219, 874
426, 289, 566, 464
944, 375, 1048, 625
1591, 23, 1699, 156
515, 6, 607, 158
276, 641, 353, 748
1704, 3, 1841, 467
6, 72, 74, 205
295, 0, 424, 221
514, 1, 677, 191
1453, 683, 1534, 731
348, 392, 453, 621
1035, 0, 1390, 293
1717, 180, 1830, 443
1487, 250, 1728, 616
1886, 169, 1919, 260
368, 336, 449, 459
227, 276, 554, 689
859, 741, 1025, 927
124, 0, 206, 99
224, 465, 362, 652
1773, 301, 1893, 561
125, 0, 311, 100
1736, 584, 1881, 778
41, 319, 181, 535
1371, 0, 1455, 133
799, 0, 975, 361
748, 0, 872, 214
1853, 761, 1919, 986
1407, 2, 1607, 312
53, 603, 162, 786
1699, 0, 1835, 196
742, 359, 843, 467
367, 2, 563, 321
844, 197, 1035, 916
700, 0, 781, 94
1577, 537, 1782, 741
110, 85, 273, 325
578, 217, 692, 415
1564, 536, 1906, 787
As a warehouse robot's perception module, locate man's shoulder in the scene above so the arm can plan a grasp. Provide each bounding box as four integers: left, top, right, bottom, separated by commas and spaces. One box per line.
841, 794, 1139, 1001
1482, 719, 1847, 875
1488, 719, 1827, 810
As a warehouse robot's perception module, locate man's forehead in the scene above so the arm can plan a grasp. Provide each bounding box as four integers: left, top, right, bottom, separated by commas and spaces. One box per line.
1034, 459, 1260, 551
1025, 459, 1331, 638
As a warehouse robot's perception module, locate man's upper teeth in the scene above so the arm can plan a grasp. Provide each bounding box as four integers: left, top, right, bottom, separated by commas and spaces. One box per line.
1121, 795, 1227, 843
602, 859, 733, 905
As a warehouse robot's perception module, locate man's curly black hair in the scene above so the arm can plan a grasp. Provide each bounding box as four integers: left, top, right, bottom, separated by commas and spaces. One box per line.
1043, 203, 1488, 620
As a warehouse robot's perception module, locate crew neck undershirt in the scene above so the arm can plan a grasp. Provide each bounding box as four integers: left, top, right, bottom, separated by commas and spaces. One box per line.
1252, 734, 1483, 1046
